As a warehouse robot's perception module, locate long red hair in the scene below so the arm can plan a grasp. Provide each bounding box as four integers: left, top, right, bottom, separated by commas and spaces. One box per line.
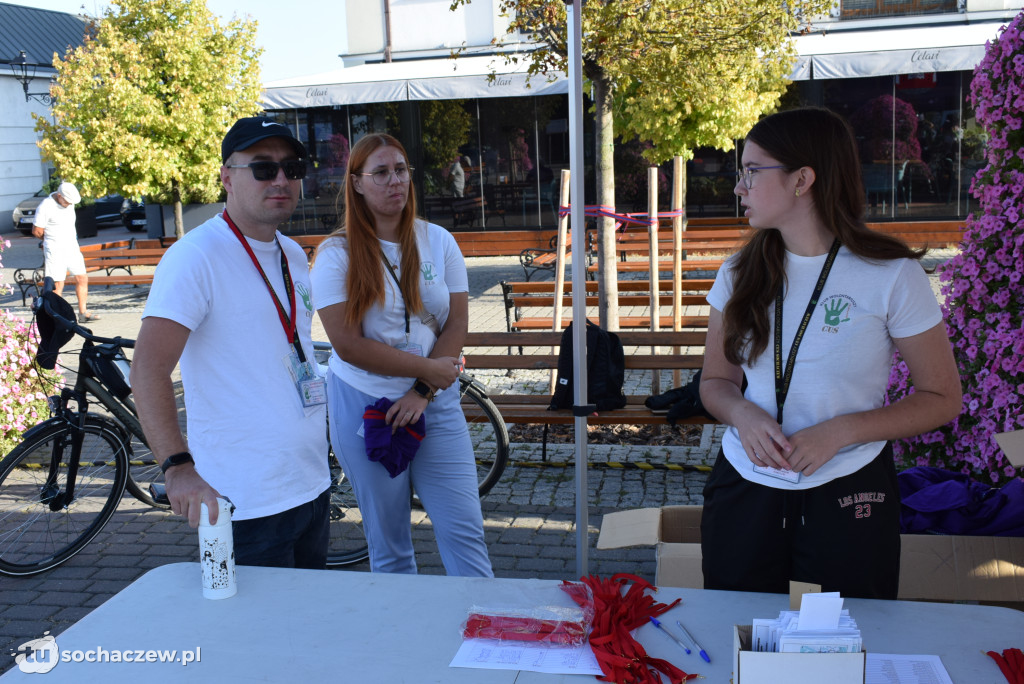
324, 134, 422, 326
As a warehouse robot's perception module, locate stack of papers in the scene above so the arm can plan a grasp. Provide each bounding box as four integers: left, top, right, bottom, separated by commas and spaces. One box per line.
751, 593, 862, 654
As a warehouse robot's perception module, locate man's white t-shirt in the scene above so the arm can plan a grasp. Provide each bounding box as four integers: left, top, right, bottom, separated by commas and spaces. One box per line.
310, 220, 468, 400
142, 214, 329, 520
34, 194, 79, 250
707, 247, 942, 489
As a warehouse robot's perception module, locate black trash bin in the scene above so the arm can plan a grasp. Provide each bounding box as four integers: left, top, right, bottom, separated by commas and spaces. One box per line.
75, 205, 98, 239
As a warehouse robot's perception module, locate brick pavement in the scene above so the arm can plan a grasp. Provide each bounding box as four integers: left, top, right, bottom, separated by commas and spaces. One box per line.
0, 225, 953, 675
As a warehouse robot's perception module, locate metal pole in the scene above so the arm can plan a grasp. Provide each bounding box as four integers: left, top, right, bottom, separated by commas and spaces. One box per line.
566, 0, 589, 579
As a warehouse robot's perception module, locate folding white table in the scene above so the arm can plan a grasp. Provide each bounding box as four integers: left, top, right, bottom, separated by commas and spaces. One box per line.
2, 563, 1020, 683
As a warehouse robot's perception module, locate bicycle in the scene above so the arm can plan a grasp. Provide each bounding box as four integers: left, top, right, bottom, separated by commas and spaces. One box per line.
314, 343, 511, 567
0, 284, 148, 576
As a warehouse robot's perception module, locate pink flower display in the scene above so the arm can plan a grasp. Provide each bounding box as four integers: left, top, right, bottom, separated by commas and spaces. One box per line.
887, 10, 1024, 484
0, 239, 64, 456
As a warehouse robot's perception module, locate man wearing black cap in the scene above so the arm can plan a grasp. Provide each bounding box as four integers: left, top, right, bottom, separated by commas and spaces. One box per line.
131, 116, 331, 569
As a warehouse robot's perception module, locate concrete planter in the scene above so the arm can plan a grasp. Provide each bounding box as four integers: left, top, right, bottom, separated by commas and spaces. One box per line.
148, 203, 223, 238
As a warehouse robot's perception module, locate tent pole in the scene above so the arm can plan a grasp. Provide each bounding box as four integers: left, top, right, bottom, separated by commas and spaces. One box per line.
567, 0, 589, 580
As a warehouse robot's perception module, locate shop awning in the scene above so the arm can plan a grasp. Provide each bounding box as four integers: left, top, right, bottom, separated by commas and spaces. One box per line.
261, 54, 568, 110
790, 21, 1006, 80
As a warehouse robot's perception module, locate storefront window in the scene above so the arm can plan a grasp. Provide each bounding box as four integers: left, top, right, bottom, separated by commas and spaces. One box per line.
795, 70, 974, 220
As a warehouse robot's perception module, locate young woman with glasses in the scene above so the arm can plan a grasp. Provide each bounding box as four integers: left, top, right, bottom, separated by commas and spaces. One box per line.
698, 108, 961, 599
310, 134, 493, 577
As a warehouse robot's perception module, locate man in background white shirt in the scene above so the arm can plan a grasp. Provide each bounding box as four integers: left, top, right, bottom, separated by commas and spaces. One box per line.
32, 181, 99, 321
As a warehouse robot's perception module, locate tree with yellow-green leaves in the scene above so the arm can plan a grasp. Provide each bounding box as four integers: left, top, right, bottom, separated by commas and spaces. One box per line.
450, 0, 831, 327
35, 0, 263, 238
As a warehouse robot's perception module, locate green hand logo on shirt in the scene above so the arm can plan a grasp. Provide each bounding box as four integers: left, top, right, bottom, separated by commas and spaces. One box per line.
823, 299, 850, 326
421, 263, 437, 282
296, 282, 313, 311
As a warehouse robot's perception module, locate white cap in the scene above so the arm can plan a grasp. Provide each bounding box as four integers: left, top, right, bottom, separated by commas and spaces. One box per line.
57, 182, 81, 205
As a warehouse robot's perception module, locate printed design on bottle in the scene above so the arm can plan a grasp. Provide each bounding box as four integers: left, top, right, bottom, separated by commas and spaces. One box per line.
201, 537, 235, 590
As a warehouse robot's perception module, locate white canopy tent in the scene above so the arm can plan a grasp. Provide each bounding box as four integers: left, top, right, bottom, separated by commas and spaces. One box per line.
261, 54, 568, 109
790, 21, 1004, 80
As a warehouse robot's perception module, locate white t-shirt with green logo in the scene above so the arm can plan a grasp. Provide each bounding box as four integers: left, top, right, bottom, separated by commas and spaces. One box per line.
707, 246, 941, 489
310, 220, 468, 400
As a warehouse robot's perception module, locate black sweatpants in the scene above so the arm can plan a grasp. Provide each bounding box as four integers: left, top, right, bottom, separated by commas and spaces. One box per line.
700, 443, 901, 599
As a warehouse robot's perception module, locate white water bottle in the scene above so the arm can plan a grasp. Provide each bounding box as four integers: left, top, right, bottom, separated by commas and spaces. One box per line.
198, 497, 237, 599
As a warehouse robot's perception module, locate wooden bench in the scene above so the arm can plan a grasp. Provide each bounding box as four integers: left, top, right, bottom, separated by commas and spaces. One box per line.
290, 234, 328, 261
867, 220, 963, 250
460, 330, 714, 457
518, 233, 594, 282
612, 228, 747, 259
13, 239, 142, 304
83, 248, 167, 277
452, 196, 504, 229
501, 278, 713, 332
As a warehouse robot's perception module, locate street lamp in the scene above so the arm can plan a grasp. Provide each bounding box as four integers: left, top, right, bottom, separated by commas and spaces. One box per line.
8, 50, 56, 106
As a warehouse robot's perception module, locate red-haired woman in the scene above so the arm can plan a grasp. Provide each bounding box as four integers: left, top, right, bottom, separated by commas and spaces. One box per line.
699, 108, 961, 599
311, 134, 492, 577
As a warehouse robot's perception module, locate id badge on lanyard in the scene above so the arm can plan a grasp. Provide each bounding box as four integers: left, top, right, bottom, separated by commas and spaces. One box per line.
225, 211, 326, 408
284, 349, 327, 408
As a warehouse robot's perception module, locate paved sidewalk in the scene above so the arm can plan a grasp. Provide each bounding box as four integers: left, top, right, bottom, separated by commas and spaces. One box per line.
0, 226, 954, 675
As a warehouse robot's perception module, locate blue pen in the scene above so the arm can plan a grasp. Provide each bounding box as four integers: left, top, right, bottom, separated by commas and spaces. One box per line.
676, 620, 710, 663
648, 617, 690, 654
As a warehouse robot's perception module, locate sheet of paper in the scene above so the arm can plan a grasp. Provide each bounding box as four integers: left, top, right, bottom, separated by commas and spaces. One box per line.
797, 593, 843, 630
866, 653, 954, 684
450, 639, 603, 675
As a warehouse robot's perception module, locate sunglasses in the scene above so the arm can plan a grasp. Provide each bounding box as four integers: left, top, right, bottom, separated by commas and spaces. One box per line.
225, 160, 307, 181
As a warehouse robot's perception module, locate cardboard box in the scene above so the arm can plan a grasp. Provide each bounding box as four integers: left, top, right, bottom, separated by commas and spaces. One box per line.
596, 505, 704, 589
995, 429, 1024, 468
732, 625, 865, 684
596, 505, 1024, 601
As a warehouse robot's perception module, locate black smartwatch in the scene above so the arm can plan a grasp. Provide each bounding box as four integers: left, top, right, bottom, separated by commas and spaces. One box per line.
160, 451, 195, 474
411, 380, 435, 401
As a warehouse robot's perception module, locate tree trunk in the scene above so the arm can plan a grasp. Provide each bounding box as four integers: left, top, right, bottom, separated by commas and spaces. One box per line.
589, 66, 619, 330
173, 181, 185, 239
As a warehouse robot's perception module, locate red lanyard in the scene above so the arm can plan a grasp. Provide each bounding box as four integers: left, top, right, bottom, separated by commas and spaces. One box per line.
223, 211, 305, 363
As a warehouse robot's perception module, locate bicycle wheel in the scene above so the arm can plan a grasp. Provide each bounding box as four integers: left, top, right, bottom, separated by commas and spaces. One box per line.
459, 375, 509, 497
325, 450, 369, 568
84, 378, 170, 509
0, 417, 129, 576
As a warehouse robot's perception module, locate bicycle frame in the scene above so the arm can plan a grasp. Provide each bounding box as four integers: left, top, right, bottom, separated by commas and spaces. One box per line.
21, 343, 136, 506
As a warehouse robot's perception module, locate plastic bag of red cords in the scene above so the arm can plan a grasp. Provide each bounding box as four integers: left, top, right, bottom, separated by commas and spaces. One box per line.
461, 579, 595, 647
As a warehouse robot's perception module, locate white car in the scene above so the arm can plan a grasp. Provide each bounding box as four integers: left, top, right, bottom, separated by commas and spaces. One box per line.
11, 189, 48, 235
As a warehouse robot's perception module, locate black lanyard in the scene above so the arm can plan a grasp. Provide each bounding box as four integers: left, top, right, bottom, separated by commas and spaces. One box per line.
773, 239, 841, 424
224, 211, 306, 363
381, 252, 410, 338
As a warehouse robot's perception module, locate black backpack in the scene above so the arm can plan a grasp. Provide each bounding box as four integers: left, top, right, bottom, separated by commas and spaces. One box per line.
549, 320, 627, 412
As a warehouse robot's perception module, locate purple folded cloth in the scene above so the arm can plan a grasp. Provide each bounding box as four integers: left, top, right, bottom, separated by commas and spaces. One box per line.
363, 397, 425, 478
899, 466, 1024, 536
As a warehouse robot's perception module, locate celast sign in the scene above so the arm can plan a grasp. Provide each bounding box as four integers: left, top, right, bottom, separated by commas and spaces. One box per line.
790, 21, 1003, 81
262, 55, 567, 110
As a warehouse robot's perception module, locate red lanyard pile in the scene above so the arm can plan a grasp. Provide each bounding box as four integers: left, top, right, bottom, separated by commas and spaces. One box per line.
462, 613, 588, 645
988, 648, 1024, 683
567, 573, 698, 683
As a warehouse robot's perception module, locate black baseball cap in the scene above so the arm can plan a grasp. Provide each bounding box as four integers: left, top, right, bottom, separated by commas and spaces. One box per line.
221, 116, 307, 163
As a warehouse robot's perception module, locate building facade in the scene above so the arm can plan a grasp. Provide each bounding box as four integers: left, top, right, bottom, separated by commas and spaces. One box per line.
0, 3, 88, 232
262, 0, 1023, 234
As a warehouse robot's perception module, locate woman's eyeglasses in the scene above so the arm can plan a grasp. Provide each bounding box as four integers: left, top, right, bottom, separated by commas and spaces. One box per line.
357, 167, 414, 186
736, 165, 787, 190
225, 160, 307, 181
